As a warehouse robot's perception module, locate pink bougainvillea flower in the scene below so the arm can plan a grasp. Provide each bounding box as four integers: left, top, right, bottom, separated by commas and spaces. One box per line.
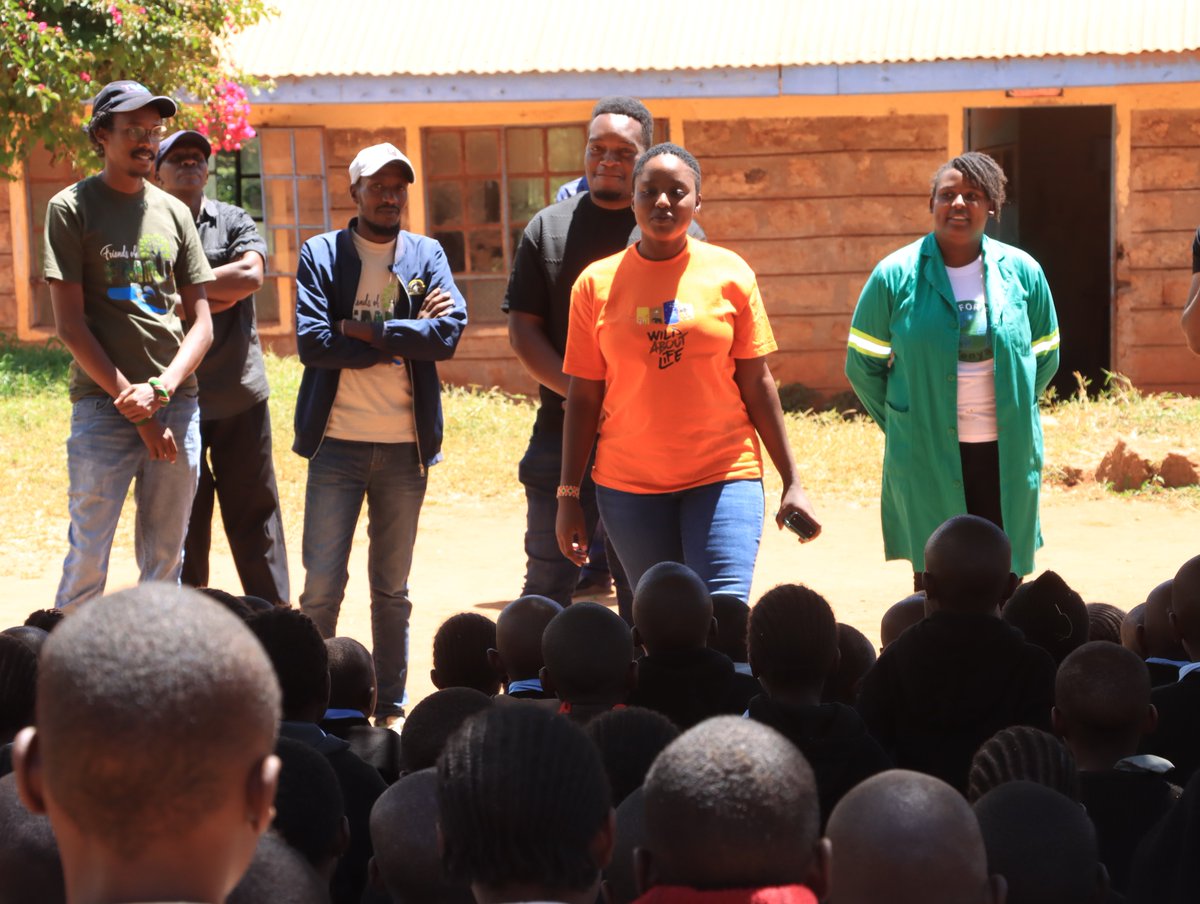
80, 72, 92, 82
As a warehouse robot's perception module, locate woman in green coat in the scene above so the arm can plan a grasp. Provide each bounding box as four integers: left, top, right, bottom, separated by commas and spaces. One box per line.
845, 151, 1059, 583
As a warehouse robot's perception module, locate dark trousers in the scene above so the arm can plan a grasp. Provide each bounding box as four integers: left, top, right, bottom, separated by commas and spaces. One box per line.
182, 399, 290, 603
518, 425, 633, 621
914, 440, 1002, 592
960, 440, 1003, 530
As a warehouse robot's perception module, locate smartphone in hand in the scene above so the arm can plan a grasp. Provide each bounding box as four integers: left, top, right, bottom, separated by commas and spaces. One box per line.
783, 509, 820, 542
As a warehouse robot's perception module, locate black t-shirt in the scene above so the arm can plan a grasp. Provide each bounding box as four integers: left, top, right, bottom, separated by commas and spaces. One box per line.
502, 192, 704, 432
1192, 227, 1200, 273
193, 198, 270, 420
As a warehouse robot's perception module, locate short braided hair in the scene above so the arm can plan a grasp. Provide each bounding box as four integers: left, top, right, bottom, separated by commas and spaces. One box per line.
931, 151, 1008, 218
1086, 602, 1126, 645
438, 704, 612, 892
748, 583, 838, 689
966, 725, 1079, 803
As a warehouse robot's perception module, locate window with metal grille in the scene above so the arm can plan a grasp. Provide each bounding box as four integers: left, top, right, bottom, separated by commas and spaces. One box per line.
423, 124, 589, 325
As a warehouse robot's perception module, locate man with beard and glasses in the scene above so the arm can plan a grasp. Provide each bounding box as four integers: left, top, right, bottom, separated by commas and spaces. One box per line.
43, 80, 214, 608
503, 96, 705, 622
293, 142, 467, 726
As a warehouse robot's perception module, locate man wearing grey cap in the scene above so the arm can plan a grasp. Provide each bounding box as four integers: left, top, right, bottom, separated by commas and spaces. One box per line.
43, 80, 214, 607
155, 130, 290, 604
293, 142, 467, 724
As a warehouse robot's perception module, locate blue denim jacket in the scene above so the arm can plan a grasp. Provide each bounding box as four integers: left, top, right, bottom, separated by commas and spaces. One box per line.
292, 220, 467, 465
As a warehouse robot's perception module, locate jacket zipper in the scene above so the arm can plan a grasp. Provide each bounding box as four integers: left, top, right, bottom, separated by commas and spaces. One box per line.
393, 250, 426, 477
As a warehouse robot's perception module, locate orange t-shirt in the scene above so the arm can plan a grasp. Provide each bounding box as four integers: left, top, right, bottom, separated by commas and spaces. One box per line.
564, 236, 777, 494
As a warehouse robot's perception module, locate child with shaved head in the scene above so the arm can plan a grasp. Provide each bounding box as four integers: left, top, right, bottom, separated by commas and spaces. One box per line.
635, 716, 829, 901
827, 770, 1005, 904
541, 601, 637, 723
0, 773, 64, 904
1139, 579, 1189, 686
431, 612, 501, 696
880, 592, 927, 650
321, 636, 403, 784
487, 594, 562, 699
1055, 641, 1178, 893
746, 583, 890, 824
1142, 554, 1200, 784
974, 781, 1109, 904
628, 562, 759, 729
856, 515, 1056, 791
369, 768, 474, 904
11, 583, 281, 904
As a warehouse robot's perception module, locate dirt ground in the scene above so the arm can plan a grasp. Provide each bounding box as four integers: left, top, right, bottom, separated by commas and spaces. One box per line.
3, 491, 1196, 711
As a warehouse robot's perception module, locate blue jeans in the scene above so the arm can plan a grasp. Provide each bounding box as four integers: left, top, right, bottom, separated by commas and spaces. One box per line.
298, 439, 426, 717
596, 478, 765, 602
518, 425, 633, 619
56, 392, 201, 608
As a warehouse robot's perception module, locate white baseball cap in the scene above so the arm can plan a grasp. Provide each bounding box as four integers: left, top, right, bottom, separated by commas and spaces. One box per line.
348, 143, 415, 184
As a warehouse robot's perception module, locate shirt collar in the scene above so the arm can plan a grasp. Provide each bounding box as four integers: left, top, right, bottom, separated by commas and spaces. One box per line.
322, 707, 366, 721
197, 196, 219, 224
507, 678, 543, 695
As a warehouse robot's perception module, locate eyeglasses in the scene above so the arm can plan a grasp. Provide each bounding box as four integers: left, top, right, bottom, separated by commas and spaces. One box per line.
118, 125, 170, 143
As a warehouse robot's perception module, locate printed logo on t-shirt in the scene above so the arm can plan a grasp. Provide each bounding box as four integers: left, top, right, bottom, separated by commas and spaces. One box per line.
636, 300, 693, 326
102, 235, 176, 316
957, 299, 993, 363
355, 274, 406, 367
642, 298, 692, 369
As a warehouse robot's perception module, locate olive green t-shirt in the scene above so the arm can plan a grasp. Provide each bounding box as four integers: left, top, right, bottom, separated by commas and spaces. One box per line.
43, 177, 214, 401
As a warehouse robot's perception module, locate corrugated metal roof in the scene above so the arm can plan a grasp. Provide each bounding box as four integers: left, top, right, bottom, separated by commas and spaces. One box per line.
229, 0, 1200, 78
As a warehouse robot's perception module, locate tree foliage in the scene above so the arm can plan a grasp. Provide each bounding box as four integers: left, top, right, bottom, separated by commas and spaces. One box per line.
0, 0, 273, 177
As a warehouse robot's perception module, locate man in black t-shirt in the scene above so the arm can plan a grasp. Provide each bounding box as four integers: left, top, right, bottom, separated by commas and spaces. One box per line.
503, 97, 704, 619
1182, 227, 1200, 353
156, 130, 290, 603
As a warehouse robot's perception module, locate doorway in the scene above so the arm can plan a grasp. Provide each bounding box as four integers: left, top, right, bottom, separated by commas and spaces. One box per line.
966, 106, 1114, 396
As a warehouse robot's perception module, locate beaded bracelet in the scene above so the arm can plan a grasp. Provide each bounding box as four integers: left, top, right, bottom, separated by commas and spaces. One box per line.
148, 377, 171, 405
556, 485, 581, 499
134, 417, 152, 426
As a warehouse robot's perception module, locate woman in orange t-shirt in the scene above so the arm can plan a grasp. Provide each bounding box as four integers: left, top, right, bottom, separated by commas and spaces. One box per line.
555, 143, 821, 603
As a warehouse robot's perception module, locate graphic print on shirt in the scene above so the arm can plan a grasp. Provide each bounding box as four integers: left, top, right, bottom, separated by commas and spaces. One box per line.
354, 271, 407, 367
957, 299, 993, 363
102, 234, 177, 316
640, 299, 694, 370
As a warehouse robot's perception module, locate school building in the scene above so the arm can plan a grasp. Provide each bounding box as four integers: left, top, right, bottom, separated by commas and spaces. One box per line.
4, 0, 1200, 398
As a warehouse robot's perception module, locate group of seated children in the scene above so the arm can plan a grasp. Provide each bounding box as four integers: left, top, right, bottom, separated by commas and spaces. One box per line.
1, 512, 1199, 903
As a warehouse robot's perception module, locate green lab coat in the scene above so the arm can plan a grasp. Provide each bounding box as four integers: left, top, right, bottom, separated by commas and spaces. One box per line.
845, 233, 1060, 574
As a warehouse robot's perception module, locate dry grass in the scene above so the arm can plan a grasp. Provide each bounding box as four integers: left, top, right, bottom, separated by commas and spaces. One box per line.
3, 342, 1199, 580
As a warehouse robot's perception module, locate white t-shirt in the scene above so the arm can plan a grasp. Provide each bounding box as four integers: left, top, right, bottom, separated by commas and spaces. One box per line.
946, 256, 997, 443
324, 232, 417, 443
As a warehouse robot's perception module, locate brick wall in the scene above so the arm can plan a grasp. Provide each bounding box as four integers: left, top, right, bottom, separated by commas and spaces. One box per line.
0, 186, 15, 332
1119, 110, 1200, 392
687, 115, 948, 398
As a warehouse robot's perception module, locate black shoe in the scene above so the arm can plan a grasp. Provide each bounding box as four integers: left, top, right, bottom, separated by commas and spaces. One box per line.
573, 574, 614, 598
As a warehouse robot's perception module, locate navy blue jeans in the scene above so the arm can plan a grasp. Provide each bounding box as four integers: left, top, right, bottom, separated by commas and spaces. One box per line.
298, 439, 426, 717
596, 478, 765, 603
518, 425, 632, 619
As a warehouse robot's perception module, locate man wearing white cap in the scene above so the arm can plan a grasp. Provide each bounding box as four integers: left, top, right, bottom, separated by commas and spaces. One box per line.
44, 80, 214, 607
293, 142, 467, 724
